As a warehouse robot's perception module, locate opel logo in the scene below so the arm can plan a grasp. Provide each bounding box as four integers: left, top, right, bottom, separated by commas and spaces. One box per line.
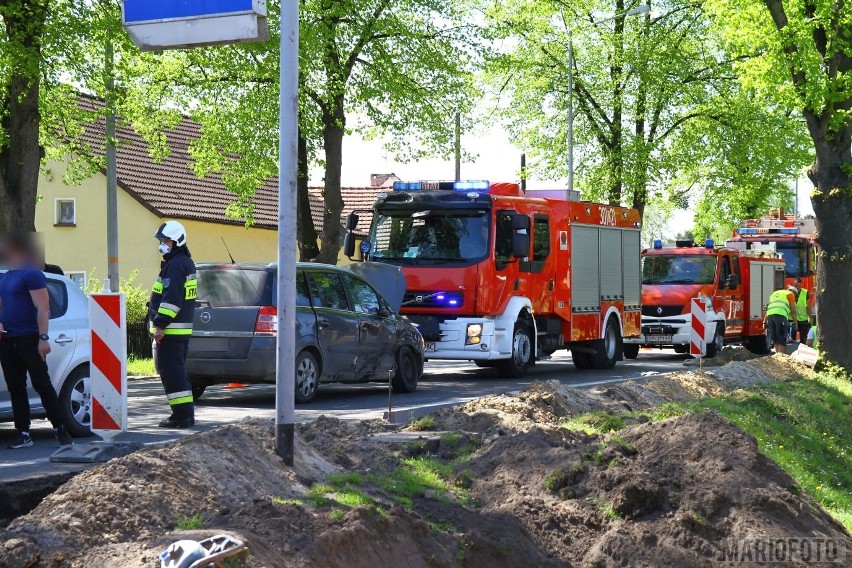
415, 295, 424, 304
200, 311, 212, 323
656, 307, 663, 315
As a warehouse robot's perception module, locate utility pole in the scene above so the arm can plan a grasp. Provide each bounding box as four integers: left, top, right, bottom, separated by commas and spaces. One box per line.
105, 36, 119, 293
276, 0, 299, 466
567, 31, 573, 200
454, 112, 461, 181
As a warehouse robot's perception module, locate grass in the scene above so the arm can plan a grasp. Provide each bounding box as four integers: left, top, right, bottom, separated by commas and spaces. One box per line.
127, 356, 156, 376
271, 497, 303, 507
175, 512, 203, 530
558, 371, 852, 531
409, 415, 438, 431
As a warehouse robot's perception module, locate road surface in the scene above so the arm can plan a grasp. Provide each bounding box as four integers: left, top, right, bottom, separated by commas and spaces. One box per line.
0, 350, 687, 482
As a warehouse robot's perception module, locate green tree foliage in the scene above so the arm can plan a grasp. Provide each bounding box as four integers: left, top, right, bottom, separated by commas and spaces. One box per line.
704, 0, 852, 368
121, 1, 484, 264
486, 0, 810, 223
86, 269, 149, 323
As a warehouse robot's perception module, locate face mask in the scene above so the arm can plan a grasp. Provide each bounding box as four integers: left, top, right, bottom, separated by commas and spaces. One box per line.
159, 243, 172, 255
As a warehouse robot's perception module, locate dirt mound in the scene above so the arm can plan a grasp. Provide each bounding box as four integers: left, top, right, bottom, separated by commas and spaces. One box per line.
698, 345, 761, 367
465, 412, 848, 567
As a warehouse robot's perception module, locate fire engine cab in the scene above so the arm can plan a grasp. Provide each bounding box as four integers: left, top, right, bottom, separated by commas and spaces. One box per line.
623, 240, 786, 357
727, 210, 817, 320
344, 180, 642, 377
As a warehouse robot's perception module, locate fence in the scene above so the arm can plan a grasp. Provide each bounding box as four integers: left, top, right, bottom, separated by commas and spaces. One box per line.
127, 321, 152, 359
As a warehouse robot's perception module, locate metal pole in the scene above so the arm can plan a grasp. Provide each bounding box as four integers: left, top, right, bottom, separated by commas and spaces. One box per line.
567, 30, 574, 199
454, 112, 461, 181
105, 37, 119, 293
794, 175, 799, 219
276, 0, 299, 465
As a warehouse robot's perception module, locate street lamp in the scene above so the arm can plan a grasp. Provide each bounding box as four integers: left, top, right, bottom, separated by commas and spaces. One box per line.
567, 5, 650, 199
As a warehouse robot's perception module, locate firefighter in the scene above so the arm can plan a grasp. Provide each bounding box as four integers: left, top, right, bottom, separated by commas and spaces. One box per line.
149, 221, 198, 428
789, 277, 811, 342
765, 281, 798, 355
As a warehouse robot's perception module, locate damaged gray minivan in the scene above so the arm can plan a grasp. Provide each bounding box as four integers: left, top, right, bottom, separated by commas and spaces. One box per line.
185, 262, 424, 403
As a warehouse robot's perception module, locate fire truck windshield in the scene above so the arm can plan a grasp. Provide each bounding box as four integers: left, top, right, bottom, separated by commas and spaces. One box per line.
642, 255, 717, 285
776, 243, 808, 277
370, 209, 490, 263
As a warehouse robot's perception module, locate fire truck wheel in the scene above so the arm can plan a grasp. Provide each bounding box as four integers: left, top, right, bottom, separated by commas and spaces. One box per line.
705, 323, 724, 358
745, 334, 771, 355
497, 323, 533, 378
590, 317, 621, 370
673, 345, 689, 354
474, 360, 498, 368
391, 348, 419, 393
572, 350, 592, 369
623, 344, 640, 359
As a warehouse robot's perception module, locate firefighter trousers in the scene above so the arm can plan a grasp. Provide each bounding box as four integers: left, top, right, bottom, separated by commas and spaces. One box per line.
152, 337, 194, 419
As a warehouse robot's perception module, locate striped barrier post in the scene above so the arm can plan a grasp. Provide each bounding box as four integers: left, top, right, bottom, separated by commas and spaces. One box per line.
690, 298, 707, 359
90, 293, 127, 441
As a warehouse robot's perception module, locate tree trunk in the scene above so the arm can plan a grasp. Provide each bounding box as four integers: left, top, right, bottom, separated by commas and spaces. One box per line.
296, 129, 320, 261
807, 114, 852, 369
316, 100, 345, 265
608, 0, 625, 206
0, 0, 48, 233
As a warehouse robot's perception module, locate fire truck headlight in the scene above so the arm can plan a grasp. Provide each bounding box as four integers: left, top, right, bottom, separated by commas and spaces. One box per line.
466, 324, 483, 344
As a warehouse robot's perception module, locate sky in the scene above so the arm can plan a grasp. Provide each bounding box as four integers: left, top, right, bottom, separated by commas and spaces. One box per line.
316, 125, 815, 241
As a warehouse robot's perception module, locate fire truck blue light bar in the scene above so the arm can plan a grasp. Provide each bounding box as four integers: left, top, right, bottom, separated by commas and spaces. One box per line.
392, 180, 490, 192
736, 228, 800, 235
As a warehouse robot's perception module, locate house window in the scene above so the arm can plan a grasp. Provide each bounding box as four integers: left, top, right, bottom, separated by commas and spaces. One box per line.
66, 271, 86, 291
55, 199, 76, 226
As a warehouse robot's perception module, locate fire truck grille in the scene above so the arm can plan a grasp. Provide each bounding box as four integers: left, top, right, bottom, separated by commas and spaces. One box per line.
403, 291, 464, 309
641, 305, 684, 318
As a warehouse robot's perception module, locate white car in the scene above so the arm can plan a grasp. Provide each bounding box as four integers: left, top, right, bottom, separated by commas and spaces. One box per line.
0, 272, 92, 437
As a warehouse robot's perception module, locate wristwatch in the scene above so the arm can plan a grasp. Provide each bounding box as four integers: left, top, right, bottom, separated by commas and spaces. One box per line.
39, 334, 49, 341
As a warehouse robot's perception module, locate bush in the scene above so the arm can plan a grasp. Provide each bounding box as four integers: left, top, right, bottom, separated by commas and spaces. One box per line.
85, 269, 149, 323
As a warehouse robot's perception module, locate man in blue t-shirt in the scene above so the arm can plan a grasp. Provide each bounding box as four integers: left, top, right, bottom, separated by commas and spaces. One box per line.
0, 234, 73, 449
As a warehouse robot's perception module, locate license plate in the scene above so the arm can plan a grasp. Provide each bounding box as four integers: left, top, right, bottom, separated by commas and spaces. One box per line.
647, 335, 673, 344
425, 342, 437, 352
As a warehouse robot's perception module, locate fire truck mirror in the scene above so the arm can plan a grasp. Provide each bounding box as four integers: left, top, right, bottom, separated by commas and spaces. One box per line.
511, 213, 530, 231
511, 214, 531, 258
727, 273, 740, 288
345, 212, 360, 231
343, 232, 357, 258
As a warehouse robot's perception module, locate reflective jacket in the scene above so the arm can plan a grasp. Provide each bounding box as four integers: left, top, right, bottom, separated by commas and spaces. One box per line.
149, 246, 197, 337
766, 289, 792, 319
796, 288, 809, 322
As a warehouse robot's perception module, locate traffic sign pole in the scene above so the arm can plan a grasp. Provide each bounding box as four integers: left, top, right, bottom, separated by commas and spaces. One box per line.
276, 1, 299, 466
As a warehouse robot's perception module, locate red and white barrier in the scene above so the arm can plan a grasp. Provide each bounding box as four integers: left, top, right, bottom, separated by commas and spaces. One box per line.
90, 294, 127, 441
690, 298, 707, 358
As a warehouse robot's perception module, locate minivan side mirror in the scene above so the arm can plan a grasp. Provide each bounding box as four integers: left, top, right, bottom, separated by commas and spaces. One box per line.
511, 214, 530, 258
378, 304, 391, 318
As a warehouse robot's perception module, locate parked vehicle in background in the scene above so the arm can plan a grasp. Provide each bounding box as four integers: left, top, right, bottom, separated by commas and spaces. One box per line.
727, 209, 817, 319
0, 272, 92, 437
344, 180, 643, 377
623, 240, 786, 358
186, 262, 424, 403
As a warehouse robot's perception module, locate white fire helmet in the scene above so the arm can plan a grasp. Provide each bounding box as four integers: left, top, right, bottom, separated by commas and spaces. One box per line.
154, 221, 187, 247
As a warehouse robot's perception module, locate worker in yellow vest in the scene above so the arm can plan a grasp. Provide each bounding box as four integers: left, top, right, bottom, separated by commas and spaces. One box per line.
806, 325, 819, 351
765, 282, 798, 355
788, 277, 811, 342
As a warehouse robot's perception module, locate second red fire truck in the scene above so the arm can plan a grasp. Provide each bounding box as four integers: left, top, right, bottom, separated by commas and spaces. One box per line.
345, 180, 642, 377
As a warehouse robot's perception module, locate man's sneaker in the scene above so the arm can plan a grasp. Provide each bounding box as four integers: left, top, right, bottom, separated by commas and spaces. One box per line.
158, 416, 195, 429
7, 433, 33, 449
54, 426, 74, 447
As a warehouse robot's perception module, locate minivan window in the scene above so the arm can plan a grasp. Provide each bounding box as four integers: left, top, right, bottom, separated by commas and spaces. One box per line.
307, 271, 350, 311
342, 274, 381, 314
296, 272, 311, 307
196, 268, 272, 307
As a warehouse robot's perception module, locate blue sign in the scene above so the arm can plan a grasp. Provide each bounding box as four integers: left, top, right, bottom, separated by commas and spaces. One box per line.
124, 0, 255, 23
122, 0, 267, 50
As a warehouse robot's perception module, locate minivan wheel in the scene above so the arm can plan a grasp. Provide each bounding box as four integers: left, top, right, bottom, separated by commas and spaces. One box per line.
191, 383, 207, 401
391, 348, 419, 393
59, 366, 93, 438
295, 350, 320, 403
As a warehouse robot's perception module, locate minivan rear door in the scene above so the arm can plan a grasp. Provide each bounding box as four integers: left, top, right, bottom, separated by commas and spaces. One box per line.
305, 269, 359, 381
189, 267, 273, 360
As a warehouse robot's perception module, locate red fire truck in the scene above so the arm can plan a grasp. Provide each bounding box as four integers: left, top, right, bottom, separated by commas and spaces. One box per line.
727, 210, 817, 318
344, 180, 642, 377
623, 240, 786, 357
